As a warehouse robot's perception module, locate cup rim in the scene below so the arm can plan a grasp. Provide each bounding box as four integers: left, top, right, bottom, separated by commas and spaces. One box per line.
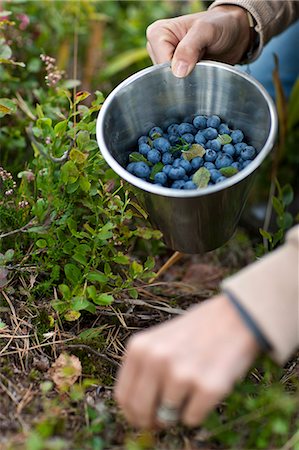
96, 61, 278, 198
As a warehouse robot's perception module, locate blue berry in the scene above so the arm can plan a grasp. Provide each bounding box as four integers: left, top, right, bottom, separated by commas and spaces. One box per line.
209, 139, 222, 152
153, 137, 171, 153
241, 145, 256, 160
194, 131, 207, 146
171, 180, 186, 189
138, 135, 151, 146
179, 159, 192, 173
169, 134, 180, 145
191, 156, 204, 170
162, 164, 172, 175
139, 143, 151, 156
169, 167, 186, 180
209, 169, 222, 183
203, 127, 218, 140
207, 115, 221, 129
181, 133, 194, 144
218, 123, 230, 135
204, 162, 216, 170
173, 158, 182, 168
162, 152, 174, 165
134, 162, 151, 178
167, 123, 179, 135
222, 144, 235, 157
184, 181, 197, 190
231, 129, 244, 144
126, 162, 136, 174
215, 153, 233, 169
215, 176, 227, 184
205, 149, 217, 162
234, 142, 247, 156
154, 172, 168, 185
149, 126, 163, 139
231, 162, 241, 171
178, 123, 196, 135
193, 115, 207, 130
147, 149, 161, 164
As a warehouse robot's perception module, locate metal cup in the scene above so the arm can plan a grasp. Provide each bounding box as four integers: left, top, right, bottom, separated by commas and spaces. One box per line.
96, 61, 277, 253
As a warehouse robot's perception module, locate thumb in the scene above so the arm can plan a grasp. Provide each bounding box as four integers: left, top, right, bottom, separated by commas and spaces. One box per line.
172, 21, 215, 78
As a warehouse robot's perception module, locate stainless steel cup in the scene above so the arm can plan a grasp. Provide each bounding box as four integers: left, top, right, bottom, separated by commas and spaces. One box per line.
96, 61, 277, 253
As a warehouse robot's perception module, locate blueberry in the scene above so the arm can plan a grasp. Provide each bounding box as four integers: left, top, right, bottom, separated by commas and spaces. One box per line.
193, 115, 207, 130
173, 158, 182, 168
169, 167, 186, 180
147, 149, 161, 164
178, 123, 196, 136
149, 126, 163, 139
181, 133, 194, 144
191, 156, 204, 170
215, 153, 233, 169
162, 164, 172, 175
138, 135, 151, 146
209, 139, 222, 152
231, 162, 241, 171
167, 123, 179, 135
162, 152, 174, 165
215, 176, 227, 184
179, 159, 192, 173
169, 134, 180, 146
183, 174, 189, 181
183, 181, 197, 190
222, 144, 235, 157
205, 149, 217, 162
209, 169, 222, 183
234, 142, 247, 156
139, 143, 151, 156
207, 115, 221, 129
153, 137, 171, 153
194, 131, 207, 146
154, 172, 168, 185
203, 127, 218, 140
218, 123, 230, 135
171, 180, 186, 189
231, 129, 244, 144
126, 162, 136, 174
204, 162, 216, 170
241, 145, 256, 160
134, 162, 151, 179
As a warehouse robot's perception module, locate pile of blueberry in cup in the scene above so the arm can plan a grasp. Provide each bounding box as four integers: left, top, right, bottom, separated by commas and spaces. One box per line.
125, 114, 257, 190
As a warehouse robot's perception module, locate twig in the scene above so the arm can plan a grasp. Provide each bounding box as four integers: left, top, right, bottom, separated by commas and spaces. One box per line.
281, 429, 299, 450
0, 337, 75, 357
0, 219, 35, 239
149, 251, 184, 283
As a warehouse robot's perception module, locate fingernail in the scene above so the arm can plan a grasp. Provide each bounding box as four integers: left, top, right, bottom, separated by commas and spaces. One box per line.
173, 60, 189, 78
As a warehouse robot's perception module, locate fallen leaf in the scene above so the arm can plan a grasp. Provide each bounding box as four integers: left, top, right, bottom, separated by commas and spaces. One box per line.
182, 263, 226, 290
48, 353, 82, 391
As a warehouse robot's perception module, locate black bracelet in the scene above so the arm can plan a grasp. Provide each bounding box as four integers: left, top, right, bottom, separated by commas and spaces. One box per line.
223, 289, 272, 353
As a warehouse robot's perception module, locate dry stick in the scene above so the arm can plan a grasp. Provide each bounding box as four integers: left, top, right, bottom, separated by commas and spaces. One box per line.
281, 429, 299, 450
65, 344, 119, 368
0, 337, 76, 357
149, 251, 184, 283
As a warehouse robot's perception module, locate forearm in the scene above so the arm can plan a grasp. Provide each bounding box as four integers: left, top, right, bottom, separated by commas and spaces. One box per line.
210, 0, 299, 61
221, 225, 299, 364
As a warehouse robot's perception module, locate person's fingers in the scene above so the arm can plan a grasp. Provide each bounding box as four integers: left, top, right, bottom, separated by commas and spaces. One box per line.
146, 41, 157, 64
171, 21, 217, 77
181, 383, 221, 427
146, 20, 176, 64
156, 368, 192, 428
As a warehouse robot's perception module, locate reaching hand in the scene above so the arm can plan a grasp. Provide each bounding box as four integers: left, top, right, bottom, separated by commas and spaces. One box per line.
146, 5, 251, 77
115, 295, 259, 429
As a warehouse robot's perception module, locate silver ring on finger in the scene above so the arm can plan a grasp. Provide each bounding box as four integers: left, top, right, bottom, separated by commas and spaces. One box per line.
156, 403, 180, 425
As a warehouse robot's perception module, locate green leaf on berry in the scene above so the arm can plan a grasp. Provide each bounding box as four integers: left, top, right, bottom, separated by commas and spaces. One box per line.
150, 162, 164, 180
219, 167, 238, 177
129, 152, 151, 165
182, 144, 205, 161
217, 134, 232, 145
192, 167, 210, 188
